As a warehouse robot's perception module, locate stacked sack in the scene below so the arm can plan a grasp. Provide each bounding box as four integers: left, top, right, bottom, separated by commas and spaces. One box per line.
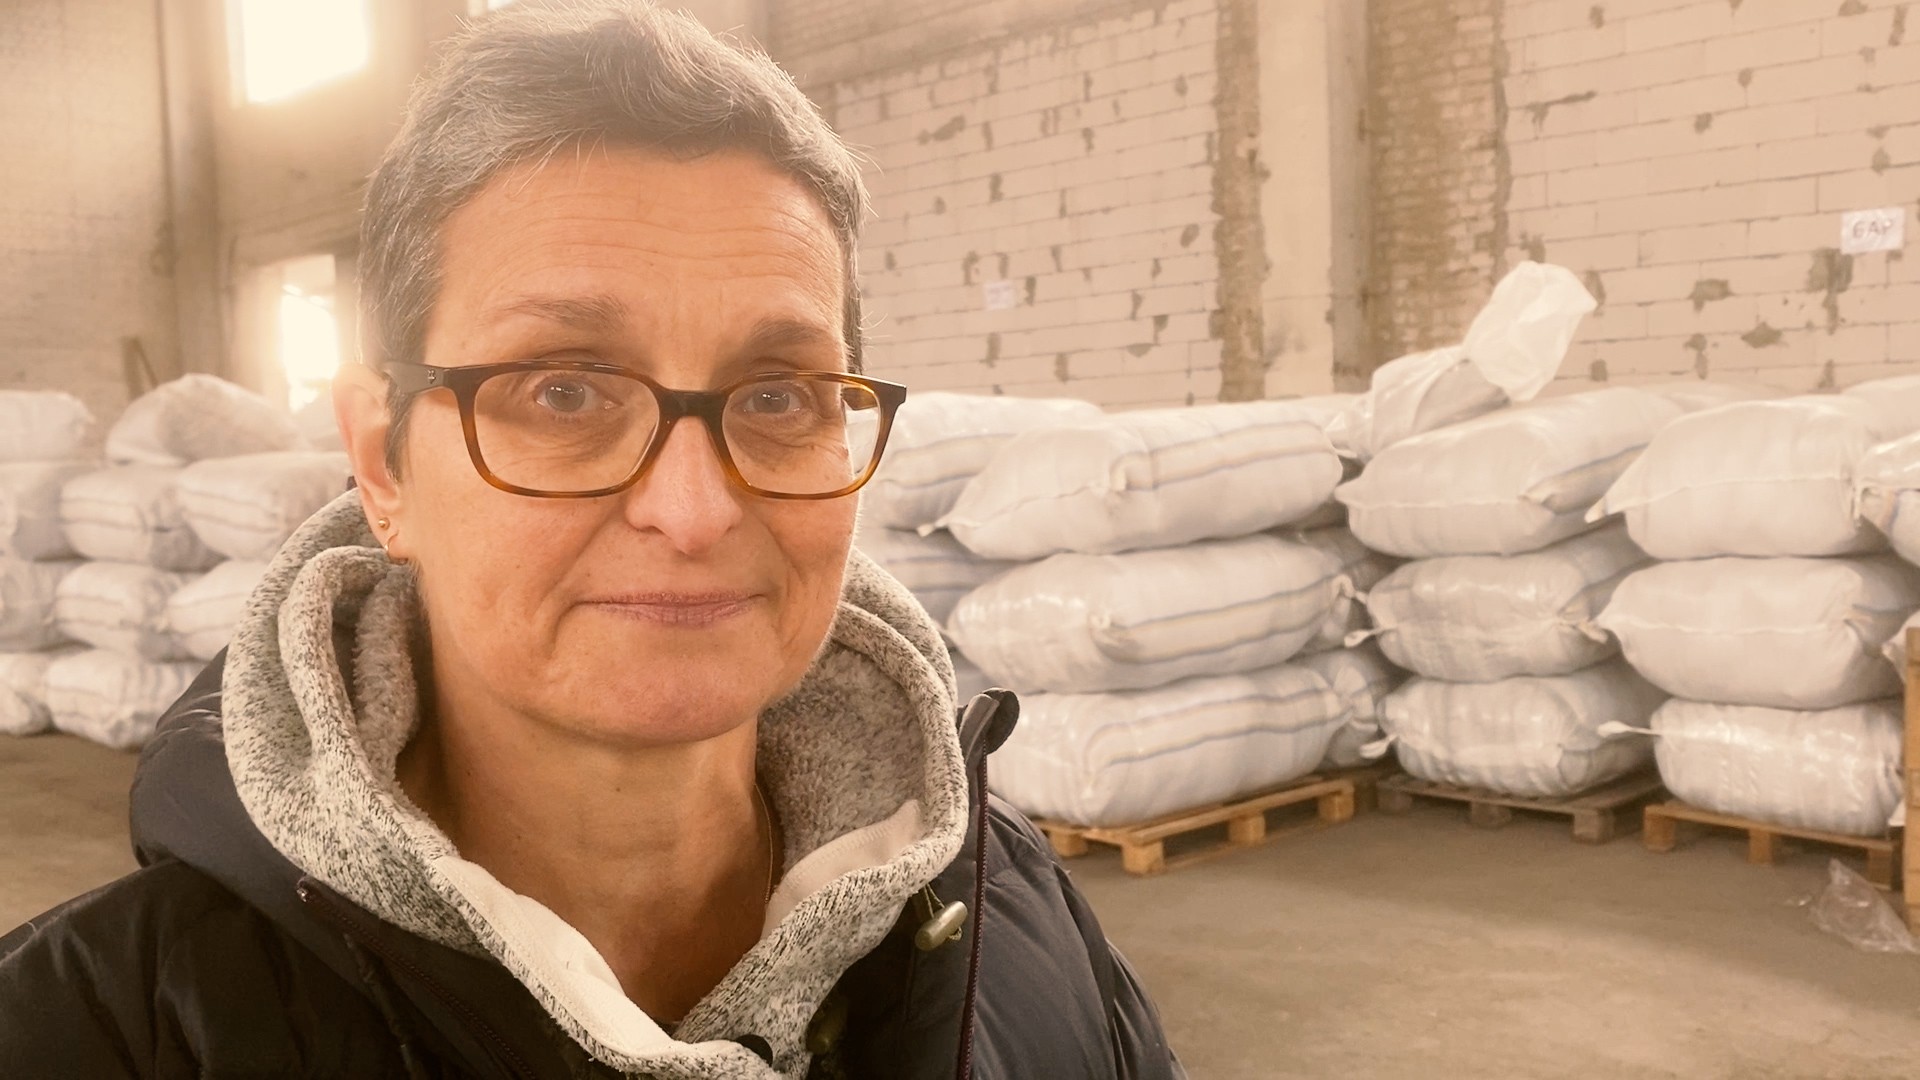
1284, 525, 1405, 769
1326, 263, 1722, 800
169, 450, 351, 661
851, 391, 1102, 700
1856, 397, 1920, 677
1592, 378, 1920, 837
1326, 261, 1596, 464
0, 390, 96, 738
1338, 386, 1690, 798
42, 376, 347, 750
939, 399, 1364, 826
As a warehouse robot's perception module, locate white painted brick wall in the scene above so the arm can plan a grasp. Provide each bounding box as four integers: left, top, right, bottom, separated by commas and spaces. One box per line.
0, 0, 176, 424
1499, 0, 1920, 391
824, 1, 1223, 409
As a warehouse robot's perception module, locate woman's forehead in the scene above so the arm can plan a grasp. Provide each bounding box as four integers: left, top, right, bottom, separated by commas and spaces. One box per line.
425, 146, 847, 371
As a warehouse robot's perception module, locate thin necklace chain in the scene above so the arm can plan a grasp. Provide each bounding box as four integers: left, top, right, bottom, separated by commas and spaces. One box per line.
752, 778, 777, 904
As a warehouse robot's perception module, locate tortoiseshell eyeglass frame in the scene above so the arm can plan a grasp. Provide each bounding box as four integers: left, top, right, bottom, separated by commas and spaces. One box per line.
383, 359, 906, 500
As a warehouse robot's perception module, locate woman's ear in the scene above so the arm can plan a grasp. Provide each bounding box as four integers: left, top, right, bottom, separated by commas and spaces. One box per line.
334, 364, 406, 554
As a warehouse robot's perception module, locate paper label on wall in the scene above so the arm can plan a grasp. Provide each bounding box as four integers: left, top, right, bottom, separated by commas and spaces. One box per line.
982, 279, 1018, 311
1840, 208, 1906, 255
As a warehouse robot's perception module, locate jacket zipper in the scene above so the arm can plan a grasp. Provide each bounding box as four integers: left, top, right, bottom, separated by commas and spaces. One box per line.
953, 753, 990, 1080
298, 879, 541, 1080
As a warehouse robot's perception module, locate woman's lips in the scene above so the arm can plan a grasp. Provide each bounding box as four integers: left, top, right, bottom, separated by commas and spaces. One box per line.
583, 592, 760, 627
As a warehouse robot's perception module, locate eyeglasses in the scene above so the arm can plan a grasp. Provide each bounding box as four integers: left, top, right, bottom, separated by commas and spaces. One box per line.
384, 360, 906, 499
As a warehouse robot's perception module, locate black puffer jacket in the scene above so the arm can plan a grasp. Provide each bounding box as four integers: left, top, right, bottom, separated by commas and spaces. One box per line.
0, 657, 1182, 1079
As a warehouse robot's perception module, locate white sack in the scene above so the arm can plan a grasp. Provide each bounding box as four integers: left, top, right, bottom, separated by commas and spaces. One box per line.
0, 648, 80, 736
944, 401, 1342, 560
1883, 610, 1920, 678
0, 557, 78, 650
1328, 262, 1595, 460
166, 560, 269, 662
1856, 431, 1920, 567
1363, 524, 1650, 681
1284, 525, 1401, 653
175, 451, 351, 561
1297, 643, 1404, 769
989, 663, 1347, 826
54, 561, 195, 662
0, 460, 90, 559
1461, 261, 1601, 401
0, 390, 94, 463
1337, 387, 1683, 557
1382, 661, 1664, 798
45, 649, 199, 750
1325, 346, 1487, 462
106, 374, 302, 466
60, 465, 219, 571
854, 525, 1014, 627
1593, 396, 1888, 558
1651, 698, 1903, 837
1635, 380, 1783, 413
946, 534, 1339, 693
1841, 375, 1920, 442
1275, 394, 1360, 433
1597, 556, 1920, 709
855, 393, 1102, 530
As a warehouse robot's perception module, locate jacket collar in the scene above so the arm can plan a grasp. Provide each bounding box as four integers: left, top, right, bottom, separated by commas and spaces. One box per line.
144, 493, 972, 1078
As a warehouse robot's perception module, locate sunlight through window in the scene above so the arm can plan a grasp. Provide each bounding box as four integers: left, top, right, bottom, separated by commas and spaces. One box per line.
235, 0, 372, 104
276, 255, 341, 412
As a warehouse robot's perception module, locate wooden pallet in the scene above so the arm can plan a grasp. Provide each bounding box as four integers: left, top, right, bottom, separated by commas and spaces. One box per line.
1375, 771, 1664, 844
1035, 775, 1356, 876
1321, 761, 1401, 814
1642, 799, 1901, 890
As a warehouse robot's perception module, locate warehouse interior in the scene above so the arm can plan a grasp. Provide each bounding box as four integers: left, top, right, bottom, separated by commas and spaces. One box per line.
3, 0, 1920, 1077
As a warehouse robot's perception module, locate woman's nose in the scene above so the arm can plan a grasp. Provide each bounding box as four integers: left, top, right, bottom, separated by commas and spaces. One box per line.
621, 417, 745, 553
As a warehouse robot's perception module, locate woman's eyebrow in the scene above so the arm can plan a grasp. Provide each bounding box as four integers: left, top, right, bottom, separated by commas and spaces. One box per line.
738, 315, 842, 358
492, 293, 631, 334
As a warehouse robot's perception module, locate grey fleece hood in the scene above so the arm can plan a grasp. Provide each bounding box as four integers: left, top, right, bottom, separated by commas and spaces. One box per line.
220, 492, 972, 1079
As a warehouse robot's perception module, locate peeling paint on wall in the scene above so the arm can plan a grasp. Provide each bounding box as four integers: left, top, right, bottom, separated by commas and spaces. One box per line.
1211, 0, 1268, 400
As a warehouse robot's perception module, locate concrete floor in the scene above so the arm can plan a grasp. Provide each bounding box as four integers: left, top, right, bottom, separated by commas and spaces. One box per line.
5, 735, 1919, 1077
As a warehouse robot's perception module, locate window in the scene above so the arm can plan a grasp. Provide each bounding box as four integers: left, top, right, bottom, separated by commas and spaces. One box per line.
275, 255, 342, 412
233, 0, 372, 104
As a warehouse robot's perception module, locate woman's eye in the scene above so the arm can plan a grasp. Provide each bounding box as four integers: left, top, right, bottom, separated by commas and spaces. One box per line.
745, 387, 800, 414
537, 380, 592, 413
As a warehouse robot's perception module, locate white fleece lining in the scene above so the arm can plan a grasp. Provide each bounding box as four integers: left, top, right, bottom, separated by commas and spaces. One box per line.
433, 854, 677, 1058
427, 798, 926, 1057
763, 799, 924, 934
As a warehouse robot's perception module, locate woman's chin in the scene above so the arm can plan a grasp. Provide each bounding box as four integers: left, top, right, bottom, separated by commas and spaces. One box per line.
553, 671, 786, 747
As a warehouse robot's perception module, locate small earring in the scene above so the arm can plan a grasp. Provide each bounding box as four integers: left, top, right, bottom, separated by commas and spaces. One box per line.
376, 517, 390, 532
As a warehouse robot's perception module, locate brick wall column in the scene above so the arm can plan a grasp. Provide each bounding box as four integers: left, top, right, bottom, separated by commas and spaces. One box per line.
1252, 0, 1373, 394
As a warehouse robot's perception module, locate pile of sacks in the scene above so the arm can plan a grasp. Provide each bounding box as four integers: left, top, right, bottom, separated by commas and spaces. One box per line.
901, 261, 1629, 827
0, 390, 96, 743
1315, 262, 1696, 801
1858, 419, 1920, 670
1337, 386, 1701, 798
933, 398, 1373, 827
851, 392, 1103, 700
1591, 378, 1920, 837
1, 376, 348, 750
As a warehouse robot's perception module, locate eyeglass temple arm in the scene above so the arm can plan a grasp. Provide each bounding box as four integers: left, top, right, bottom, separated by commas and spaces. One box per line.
382, 360, 443, 395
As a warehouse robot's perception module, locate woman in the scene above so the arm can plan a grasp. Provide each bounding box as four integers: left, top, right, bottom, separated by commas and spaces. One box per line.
0, 3, 1181, 1078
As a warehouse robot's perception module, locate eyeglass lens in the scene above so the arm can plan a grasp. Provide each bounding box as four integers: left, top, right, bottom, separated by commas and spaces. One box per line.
470, 370, 883, 496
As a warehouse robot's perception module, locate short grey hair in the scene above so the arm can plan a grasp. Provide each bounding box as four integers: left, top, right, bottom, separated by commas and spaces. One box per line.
359, 0, 869, 474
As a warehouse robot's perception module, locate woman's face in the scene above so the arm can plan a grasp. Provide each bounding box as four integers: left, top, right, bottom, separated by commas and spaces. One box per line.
373, 146, 857, 746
